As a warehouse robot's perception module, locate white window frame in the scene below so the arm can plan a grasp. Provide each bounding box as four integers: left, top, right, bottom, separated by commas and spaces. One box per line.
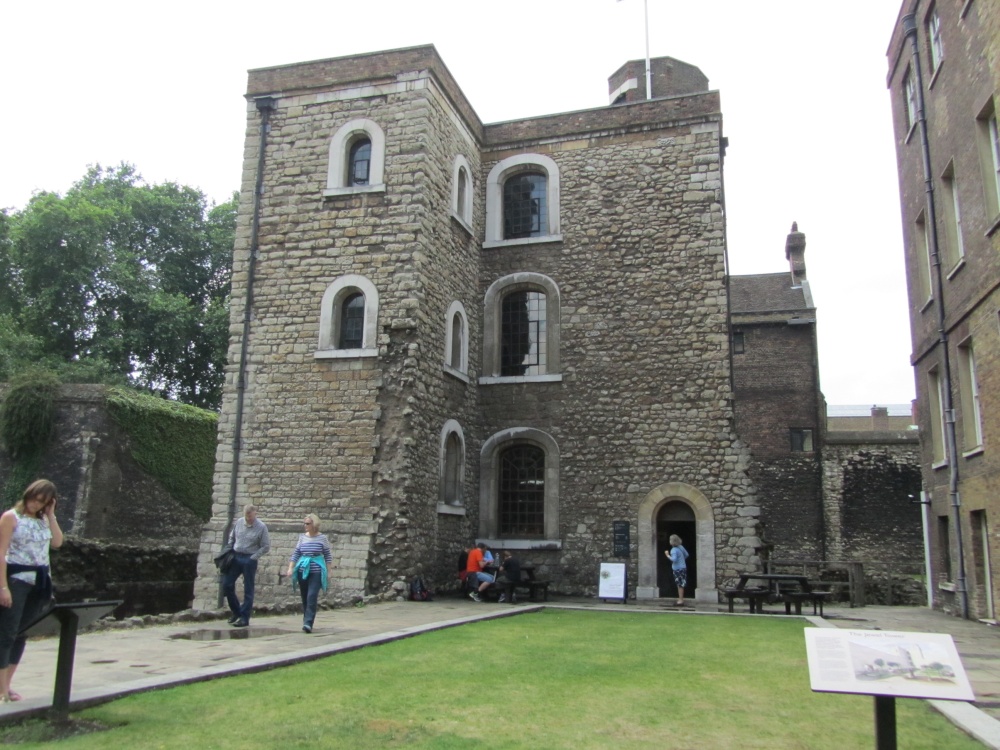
451, 154, 474, 232
443, 300, 469, 381
480, 272, 561, 383
941, 162, 965, 271
315, 274, 379, 359
484, 154, 562, 248
958, 338, 984, 453
478, 427, 561, 546
976, 101, 1000, 224
927, 5, 944, 72
928, 367, 947, 466
324, 118, 386, 196
904, 69, 918, 135
914, 212, 933, 306
438, 419, 467, 515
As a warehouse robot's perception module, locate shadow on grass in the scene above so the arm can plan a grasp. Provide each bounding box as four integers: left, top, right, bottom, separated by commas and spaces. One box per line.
0, 717, 119, 745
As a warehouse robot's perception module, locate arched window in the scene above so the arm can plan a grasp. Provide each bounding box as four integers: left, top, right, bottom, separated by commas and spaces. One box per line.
443, 300, 469, 379
438, 420, 466, 515
325, 119, 386, 196
451, 154, 474, 230
499, 444, 545, 537
316, 274, 379, 359
347, 138, 372, 186
479, 428, 560, 543
500, 290, 546, 376
484, 154, 561, 247
503, 172, 546, 239
482, 273, 560, 383
339, 292, 365, 348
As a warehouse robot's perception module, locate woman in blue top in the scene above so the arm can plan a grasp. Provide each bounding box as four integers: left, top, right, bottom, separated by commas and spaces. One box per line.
666, 534, 689, 607
285, 514, 332, 633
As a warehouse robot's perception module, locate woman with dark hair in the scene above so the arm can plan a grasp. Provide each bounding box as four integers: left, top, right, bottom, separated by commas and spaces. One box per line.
286, 514, 332, 634
0, 479, 64, 702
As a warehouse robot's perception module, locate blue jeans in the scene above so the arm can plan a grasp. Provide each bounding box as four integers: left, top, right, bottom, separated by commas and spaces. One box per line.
0, 579, 50, 669
222, 554, 257, 623
298, 569, 323, 628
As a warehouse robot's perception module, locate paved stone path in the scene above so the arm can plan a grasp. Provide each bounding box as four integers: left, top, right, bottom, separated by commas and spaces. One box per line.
1, 599, 998, 747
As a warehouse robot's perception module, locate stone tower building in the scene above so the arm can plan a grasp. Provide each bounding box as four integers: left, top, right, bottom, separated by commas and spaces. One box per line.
193, 45, 760, 609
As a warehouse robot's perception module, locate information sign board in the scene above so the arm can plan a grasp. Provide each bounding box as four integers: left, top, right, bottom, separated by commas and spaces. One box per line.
598, 562, 627, 601
612, 521, 630, 557
804, 628, 974, 701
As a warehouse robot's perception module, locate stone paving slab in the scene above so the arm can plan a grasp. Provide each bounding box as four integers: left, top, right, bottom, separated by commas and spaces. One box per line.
0, 599, 997, 748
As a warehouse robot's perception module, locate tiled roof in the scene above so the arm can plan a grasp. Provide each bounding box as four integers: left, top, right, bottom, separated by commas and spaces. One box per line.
730, 273, 811, 314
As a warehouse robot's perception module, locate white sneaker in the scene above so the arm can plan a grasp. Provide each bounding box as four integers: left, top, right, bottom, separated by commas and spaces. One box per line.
498, 594, 507, 603
469, 591, 482, 602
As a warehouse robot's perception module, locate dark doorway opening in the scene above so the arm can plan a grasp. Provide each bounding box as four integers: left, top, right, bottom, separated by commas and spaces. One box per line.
656, 501, 696, 598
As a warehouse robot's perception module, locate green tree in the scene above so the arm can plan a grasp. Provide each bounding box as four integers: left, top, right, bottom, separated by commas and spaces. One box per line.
1, 165, 236, 409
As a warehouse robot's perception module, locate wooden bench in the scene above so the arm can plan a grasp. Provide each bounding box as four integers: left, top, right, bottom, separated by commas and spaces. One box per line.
784, 590, 832, 617
488, 578, 550, 603
723, 587, 767, 613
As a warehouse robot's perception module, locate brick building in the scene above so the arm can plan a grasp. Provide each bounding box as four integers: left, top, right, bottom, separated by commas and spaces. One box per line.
887, 0, 1000, 618
192, 46, 763, 609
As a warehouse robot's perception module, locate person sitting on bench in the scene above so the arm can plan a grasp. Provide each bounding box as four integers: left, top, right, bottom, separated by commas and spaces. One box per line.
496, 551, 521, 603
466, 543, 494, 602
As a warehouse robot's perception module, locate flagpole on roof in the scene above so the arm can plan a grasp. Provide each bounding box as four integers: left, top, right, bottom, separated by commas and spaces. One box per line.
618, 0, 652, 100
643, 0, 652, 99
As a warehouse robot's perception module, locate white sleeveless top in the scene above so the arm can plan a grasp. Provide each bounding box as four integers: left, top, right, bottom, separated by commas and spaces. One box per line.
6, 511, 52, 585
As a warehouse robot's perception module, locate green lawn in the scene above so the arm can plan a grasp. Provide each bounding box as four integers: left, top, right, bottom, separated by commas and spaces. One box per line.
3, 610, 984, 749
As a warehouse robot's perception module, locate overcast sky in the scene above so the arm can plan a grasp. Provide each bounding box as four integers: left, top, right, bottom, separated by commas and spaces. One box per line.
1, 0, 911, 406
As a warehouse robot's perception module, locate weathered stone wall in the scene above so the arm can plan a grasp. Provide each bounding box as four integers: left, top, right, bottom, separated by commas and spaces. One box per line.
195, 46, 760, 608
822, 434, 923, 564
0, 384, 205, 549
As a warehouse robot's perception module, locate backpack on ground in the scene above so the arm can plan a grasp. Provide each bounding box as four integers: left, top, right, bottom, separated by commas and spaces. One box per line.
409, 576, 432, 601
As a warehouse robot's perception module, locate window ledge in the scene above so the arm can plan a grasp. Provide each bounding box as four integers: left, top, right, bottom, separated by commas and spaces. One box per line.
946, 258, 966, 280
323, 184, 386, 197
482, 234, 563, 250
985, 214, 1000, 238
443, 364, 470, 383
905, 123, 918, 144
920, 296, 934, 313
314, 348, 378, 360
450, 211, 474, 236
479, 374, 563, 385
932, 458, 949, 471
938, 581, 956, 592
478, 538, 562, 551
963, 445, 984, 459
928, 63, 943, 90
961, 0, 973, 19
437, 503, 466, 516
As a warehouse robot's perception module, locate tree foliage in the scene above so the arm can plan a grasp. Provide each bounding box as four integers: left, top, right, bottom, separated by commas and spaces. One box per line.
0, 165, 236, 409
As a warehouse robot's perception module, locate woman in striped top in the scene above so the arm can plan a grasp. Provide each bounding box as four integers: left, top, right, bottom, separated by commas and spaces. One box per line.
286, 514, 332, 633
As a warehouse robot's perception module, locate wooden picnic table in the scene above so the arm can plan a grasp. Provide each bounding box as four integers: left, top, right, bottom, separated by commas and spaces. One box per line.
725, 573, 830, 616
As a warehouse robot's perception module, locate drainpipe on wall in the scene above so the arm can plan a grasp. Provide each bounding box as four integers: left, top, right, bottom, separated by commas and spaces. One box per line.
902, 14, 968, 619
218, 95, 276, 607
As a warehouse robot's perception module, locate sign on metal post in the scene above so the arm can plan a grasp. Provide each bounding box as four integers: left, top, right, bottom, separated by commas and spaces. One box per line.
804, 628, 974, 750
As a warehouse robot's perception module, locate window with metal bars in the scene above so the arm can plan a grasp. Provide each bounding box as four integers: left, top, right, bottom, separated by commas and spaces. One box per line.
339, 292, 365, 348
503, 172, 546, 239
499, 444, 545, 537
500, 291, 546, 376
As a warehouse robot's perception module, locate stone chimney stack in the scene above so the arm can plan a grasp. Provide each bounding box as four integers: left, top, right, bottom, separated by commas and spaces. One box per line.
871, 406, 890, 430
786, 222, 806, 286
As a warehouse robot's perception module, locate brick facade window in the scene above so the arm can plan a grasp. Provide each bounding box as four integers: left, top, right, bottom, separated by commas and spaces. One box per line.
940, 162, 965, 270
325, 118, 386, 196
903, 69, 918, 134
957, 338, 983, 452
927, 367, 946, 464
789, 428, 814, 452
315, 274, 379, 359
926, 5, 943, 73
976, 102, 1000, 222
732, 330, 745, 354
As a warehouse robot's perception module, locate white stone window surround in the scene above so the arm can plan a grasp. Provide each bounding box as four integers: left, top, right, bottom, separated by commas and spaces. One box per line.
609, 77, 639, 105
315, 274, 379, 359
438, 419, 467, 515
479, 427, 560, 544
443, 300, 470, 381
480, 272, 562, 384
451, 154, 474, 232
324, 118, 386, 197
483, 153, 562, 248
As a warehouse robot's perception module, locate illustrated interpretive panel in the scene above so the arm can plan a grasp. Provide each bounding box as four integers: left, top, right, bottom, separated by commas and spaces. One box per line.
804, 628, 974, 701
598, 562, 626, 600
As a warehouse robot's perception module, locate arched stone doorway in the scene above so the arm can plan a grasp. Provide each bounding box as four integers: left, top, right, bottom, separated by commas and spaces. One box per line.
636, 482, 717, 602
656, 501, 696, 598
